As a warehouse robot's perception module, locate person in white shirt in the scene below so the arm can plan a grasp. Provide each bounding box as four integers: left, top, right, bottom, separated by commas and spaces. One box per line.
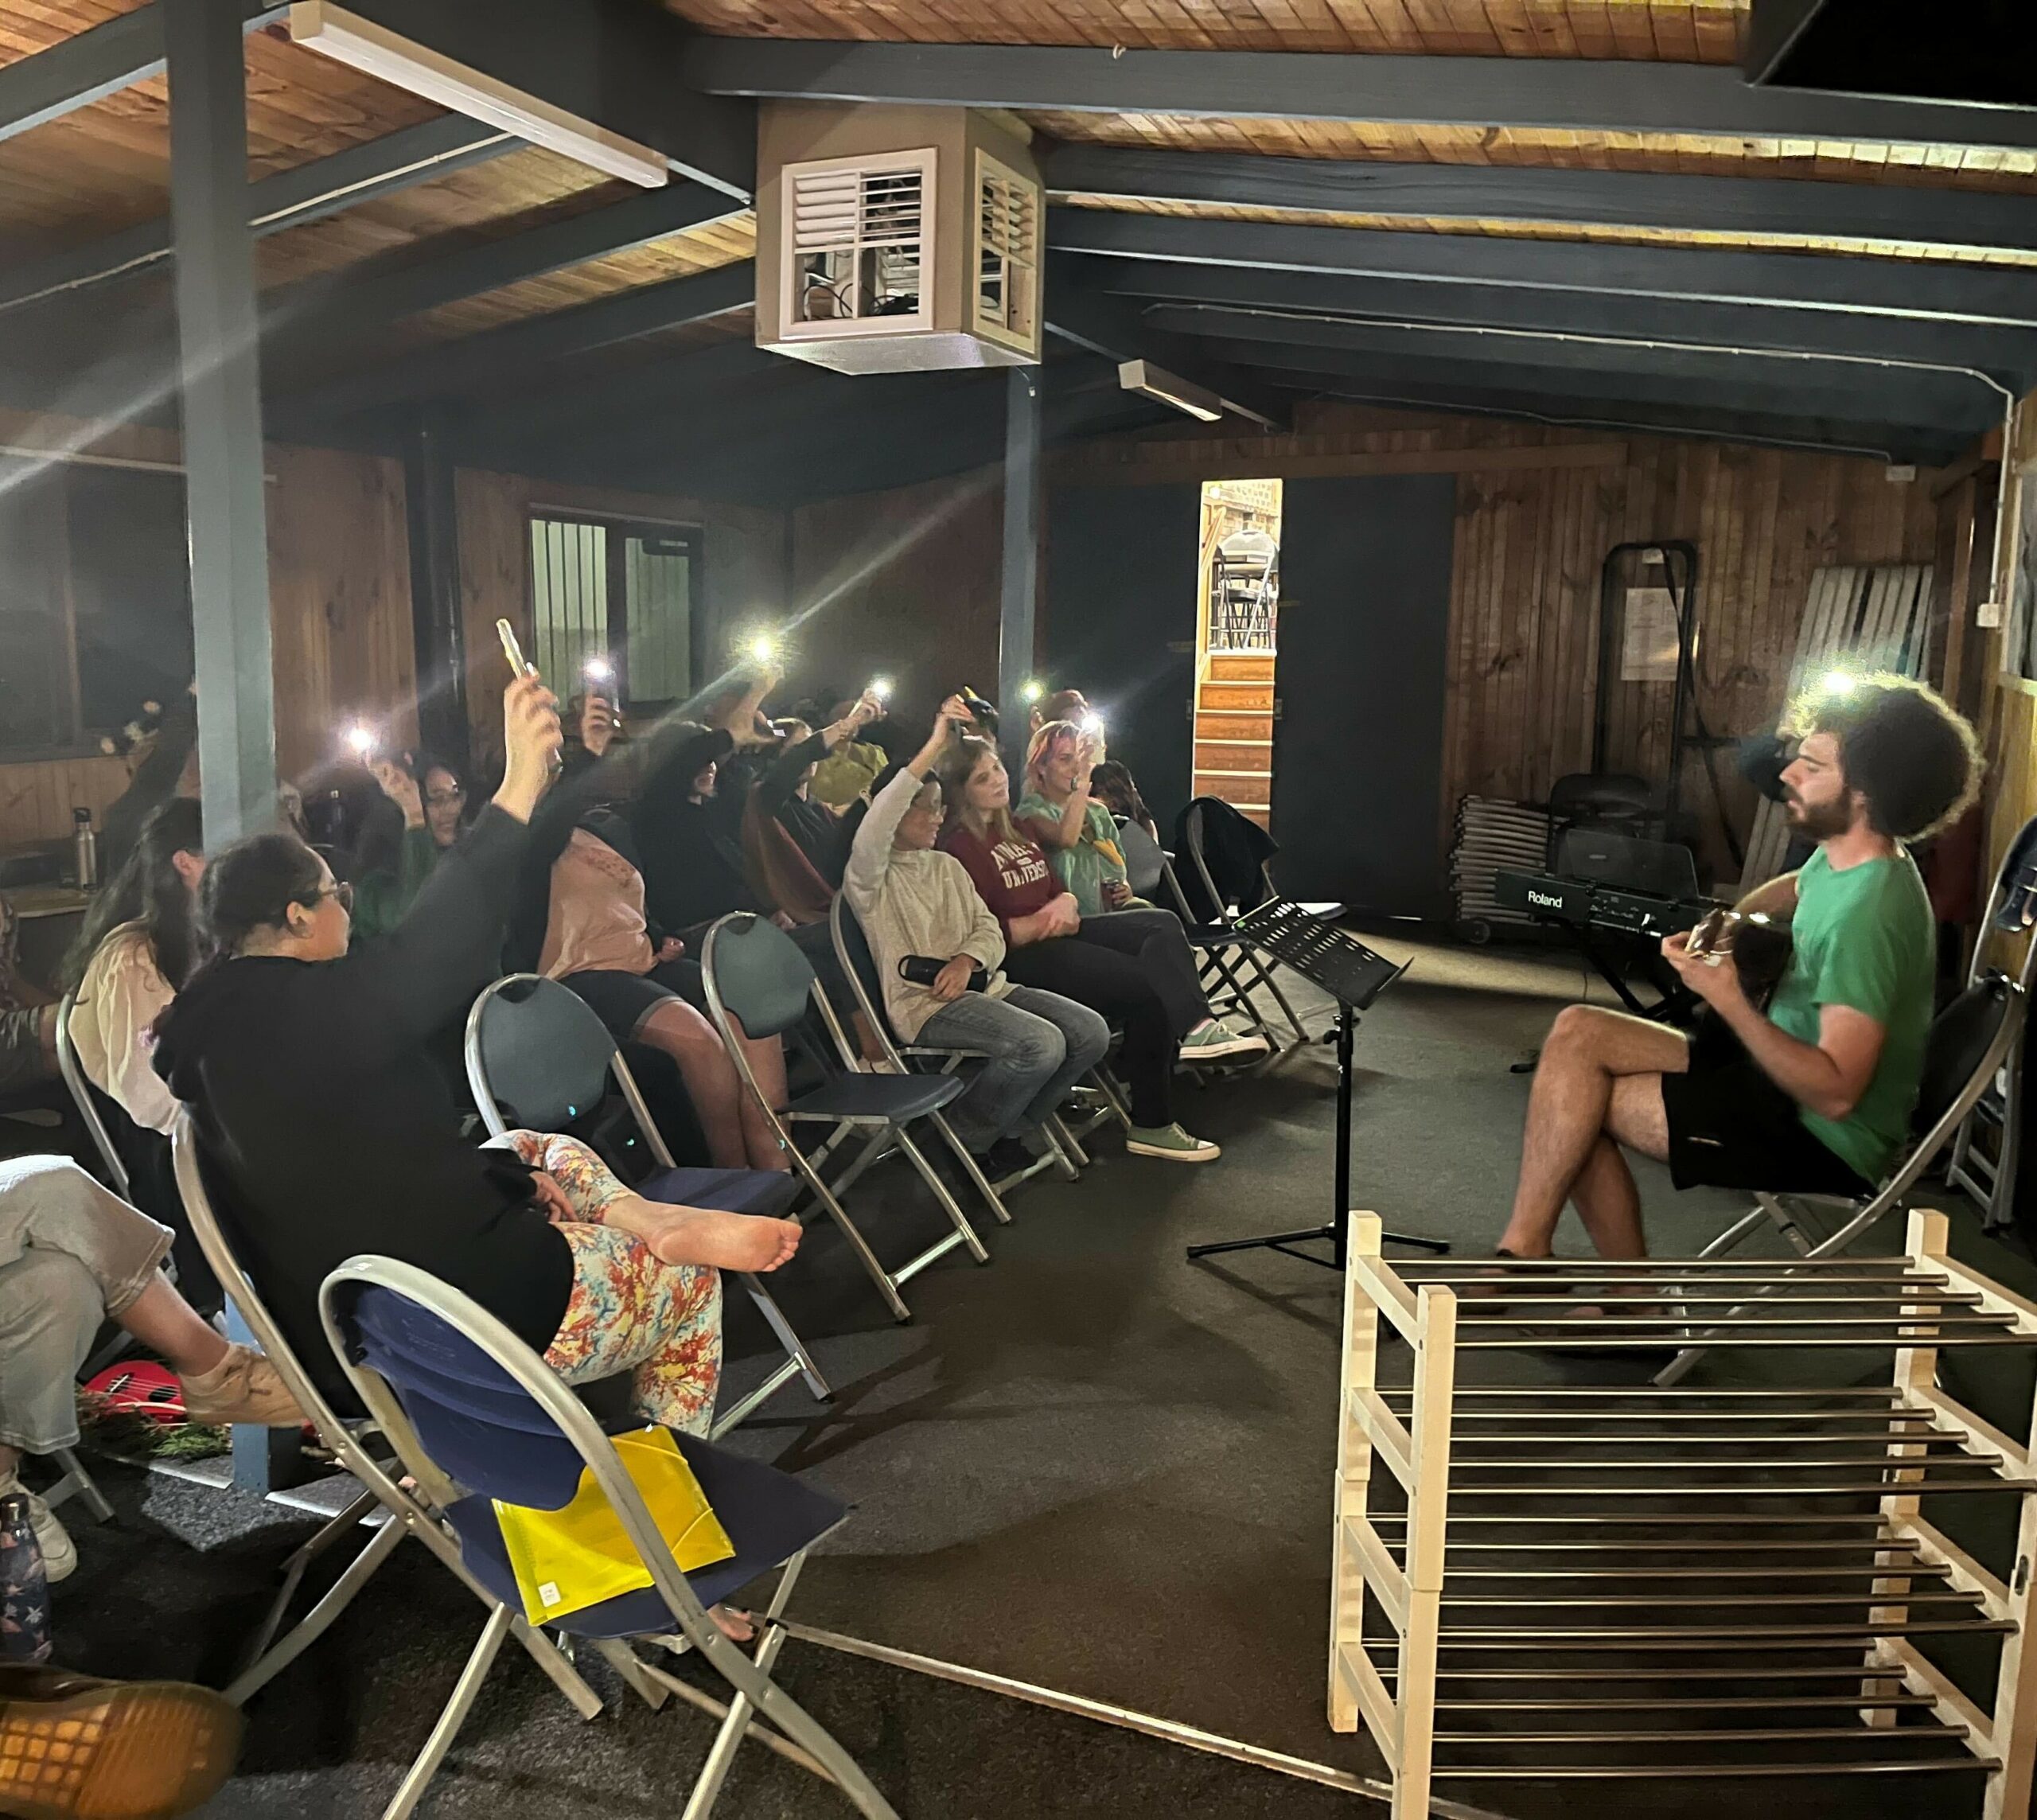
843, 697, 1108, 1178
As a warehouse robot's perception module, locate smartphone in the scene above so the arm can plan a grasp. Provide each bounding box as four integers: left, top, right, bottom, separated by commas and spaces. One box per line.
497, 618, 532, 677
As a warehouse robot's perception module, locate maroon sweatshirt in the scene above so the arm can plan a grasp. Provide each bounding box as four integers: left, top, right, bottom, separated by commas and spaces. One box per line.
939, 822, 1060, 934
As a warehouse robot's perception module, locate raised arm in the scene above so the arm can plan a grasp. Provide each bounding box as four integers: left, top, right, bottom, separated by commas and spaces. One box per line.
757, 690, 882, 816
1034, 731, 1104, 850
845, 698, 968, 910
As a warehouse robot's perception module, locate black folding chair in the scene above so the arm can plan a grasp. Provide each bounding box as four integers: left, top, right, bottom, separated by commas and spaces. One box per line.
702, 914, 991, 1323
1949, 812, 2037, 1232
464, 974, 829, 1438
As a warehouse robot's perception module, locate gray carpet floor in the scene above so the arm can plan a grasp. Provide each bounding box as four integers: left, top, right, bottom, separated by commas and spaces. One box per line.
35, 932, 2032, 1818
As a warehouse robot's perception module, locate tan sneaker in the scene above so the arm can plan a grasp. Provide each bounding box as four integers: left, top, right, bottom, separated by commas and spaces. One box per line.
176, 1345, 305, 1429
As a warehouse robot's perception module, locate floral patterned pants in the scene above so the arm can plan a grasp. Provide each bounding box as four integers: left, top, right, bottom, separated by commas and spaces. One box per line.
497, 1131, 722, 1436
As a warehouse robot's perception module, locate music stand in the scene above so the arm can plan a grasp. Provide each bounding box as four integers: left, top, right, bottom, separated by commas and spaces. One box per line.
1186, 903, 1450, 1269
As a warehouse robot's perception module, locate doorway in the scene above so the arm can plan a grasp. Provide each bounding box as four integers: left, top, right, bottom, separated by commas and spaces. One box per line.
1191, 478, 1282, 829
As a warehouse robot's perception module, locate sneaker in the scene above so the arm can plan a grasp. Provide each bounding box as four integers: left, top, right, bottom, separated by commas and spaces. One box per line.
176, 1345, 305, 1429
0, 1666, 240, 1818
980, 1137, 1038, 1182
1178, 1020, 1270, 1063
0, 1479, 72, 1587
1125, 1123, 1221, 1163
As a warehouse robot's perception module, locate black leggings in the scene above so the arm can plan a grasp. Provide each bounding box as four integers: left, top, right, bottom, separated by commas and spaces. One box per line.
999, 910, 1210, 1128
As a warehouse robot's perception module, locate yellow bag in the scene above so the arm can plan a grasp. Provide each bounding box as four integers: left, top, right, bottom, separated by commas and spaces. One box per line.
493, 1426, 735, 1627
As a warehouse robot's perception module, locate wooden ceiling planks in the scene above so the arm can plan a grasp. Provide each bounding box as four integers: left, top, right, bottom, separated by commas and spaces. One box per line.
1052, 190, 2037, 267
660, 0, 1748, 60
1025, 113, 2037, 196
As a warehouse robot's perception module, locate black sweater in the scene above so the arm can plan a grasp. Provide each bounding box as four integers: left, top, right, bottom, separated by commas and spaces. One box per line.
154, 805, 572, 1406
630, 725, 766, 933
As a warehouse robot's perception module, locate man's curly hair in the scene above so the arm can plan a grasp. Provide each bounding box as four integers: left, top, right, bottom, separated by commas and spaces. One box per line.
1783, 672, 1982, 842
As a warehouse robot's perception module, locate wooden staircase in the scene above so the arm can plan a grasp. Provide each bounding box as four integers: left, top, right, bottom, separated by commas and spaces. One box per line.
1191, 652, 1273, 828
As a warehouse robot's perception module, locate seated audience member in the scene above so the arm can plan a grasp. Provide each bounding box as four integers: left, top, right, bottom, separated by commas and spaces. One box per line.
64, 801, 217, 1300
1028, 688, 1088, 742
939, 736, 1262, 1163
153, 677, 800, 1456
1493, 673, 1981, 1272
100, 688, 197, 878
536, 806, 790, 1173
846, 700, 1109, 1175
1092, 759, 1157, 839
349, 754, 468, 940
0, 1154, 302, 1580
1017, 720, 1151, 916
561, 687, 624, 781
742, 692, 886, 920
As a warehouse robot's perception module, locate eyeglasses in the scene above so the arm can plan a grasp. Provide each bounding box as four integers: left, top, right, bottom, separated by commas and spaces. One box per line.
303, 881, 354, 914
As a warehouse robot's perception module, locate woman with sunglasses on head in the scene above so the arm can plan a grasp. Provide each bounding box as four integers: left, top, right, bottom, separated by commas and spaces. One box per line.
153, 676, 800, 1459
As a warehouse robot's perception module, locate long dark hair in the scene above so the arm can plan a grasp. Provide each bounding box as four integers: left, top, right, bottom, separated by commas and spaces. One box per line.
937, 735, 1019, 846
64, 797, 203, 992
193, 832, 326, 969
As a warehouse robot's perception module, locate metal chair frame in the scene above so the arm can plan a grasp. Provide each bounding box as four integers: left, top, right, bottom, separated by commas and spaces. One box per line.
1655, 973, 2029, 1387
701, 914, 989, 1324
463, 976, 828, 1439
169, 1112, 606, 1732
319, 1254, 900, 1820
1947, 839, 2037, 1233
827, 892, 1083, 1198
54, 990, 129, 1200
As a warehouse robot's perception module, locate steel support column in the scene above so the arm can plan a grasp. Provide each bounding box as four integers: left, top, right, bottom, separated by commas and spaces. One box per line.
167, 0, 278, 852
999, 367, 1042, 752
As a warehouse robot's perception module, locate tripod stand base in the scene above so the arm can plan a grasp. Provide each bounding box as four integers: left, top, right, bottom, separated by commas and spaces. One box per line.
1186, 1225, 1451, 1269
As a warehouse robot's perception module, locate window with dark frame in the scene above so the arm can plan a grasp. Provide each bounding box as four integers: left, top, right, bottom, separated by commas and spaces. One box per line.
0, 458, 192, 759
526, 512, 701, 715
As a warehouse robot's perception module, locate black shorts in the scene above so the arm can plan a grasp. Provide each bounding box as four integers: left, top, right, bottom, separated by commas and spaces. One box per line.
563, 960, 708, 1044
1660, 1021, 1872, 1197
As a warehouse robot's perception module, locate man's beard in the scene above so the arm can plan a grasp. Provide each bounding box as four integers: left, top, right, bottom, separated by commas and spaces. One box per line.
1785, 792, 1852, 840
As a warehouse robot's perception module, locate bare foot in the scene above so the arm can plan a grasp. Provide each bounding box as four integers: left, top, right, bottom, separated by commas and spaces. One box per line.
618, 1203, 803, 1273
710, 1605, 755, 1643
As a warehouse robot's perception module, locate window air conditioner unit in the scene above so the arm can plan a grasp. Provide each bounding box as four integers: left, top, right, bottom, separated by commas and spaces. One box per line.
758, 105, 1044, 375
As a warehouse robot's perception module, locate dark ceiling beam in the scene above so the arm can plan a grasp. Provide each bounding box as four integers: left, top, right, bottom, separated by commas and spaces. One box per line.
1049, 211, 2037, 328
442, 337, 783, 448
272, 181, 747, 337
1143, 303, 2010, 412
1197, 337, 1995, 441
0, 115, 517, 316
0, 1, 282, 146
1291, 372, 1966, 466
333, 0, 754, 197
687, 38, 2037, 155
1746, 0, 1835, 85
1042, 142, 2037, 258
280, 259, 757, 423
1044, 282, 1286, 428
1076, 256, 2037, 381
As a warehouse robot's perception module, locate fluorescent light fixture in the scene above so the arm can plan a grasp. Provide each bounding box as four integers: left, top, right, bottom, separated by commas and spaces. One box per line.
289, 3, 668, 189
1118, 359, 1223, 423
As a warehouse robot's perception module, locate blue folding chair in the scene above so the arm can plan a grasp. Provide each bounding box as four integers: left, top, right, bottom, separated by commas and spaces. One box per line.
829, 891, 1084, 1193
169, 1114, 604, 1732
465, 975, 828, 1436
320, 1255, 898, 1820
702, 913, 989, 1323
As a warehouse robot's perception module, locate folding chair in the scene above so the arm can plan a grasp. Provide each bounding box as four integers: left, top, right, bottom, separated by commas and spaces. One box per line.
169, 1112, 604, 1733
54, 991, 127, 1198
829, 892, 1082, 1195
1948, 812, 2037, 1231
1164, 797, 1324, 1052
702, 913, 989, 1323
464, 974, 829, 1438
320, 1254, 899, 1820
1655, 970, 2027, 1387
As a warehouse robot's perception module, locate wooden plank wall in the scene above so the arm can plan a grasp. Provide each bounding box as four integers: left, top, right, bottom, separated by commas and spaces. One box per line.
787, 466, 1006, 717
1061, 403, 1939, 877
454, 469, 785, 770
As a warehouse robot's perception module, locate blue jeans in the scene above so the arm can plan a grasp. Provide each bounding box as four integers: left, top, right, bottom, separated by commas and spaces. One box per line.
917, 986, 1111, 1150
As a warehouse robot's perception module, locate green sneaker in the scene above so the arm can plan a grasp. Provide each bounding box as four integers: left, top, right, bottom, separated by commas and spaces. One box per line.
1125, 1123, 1221, 1163
1178, 1019, 1270, 1063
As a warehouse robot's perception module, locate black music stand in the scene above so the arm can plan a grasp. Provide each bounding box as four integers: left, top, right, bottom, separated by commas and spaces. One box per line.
1186, 903, 1450, 1269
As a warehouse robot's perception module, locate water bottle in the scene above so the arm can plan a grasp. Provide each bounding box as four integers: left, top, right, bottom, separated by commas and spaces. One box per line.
0, 1492, 51, 1663
71, 808, 99, 891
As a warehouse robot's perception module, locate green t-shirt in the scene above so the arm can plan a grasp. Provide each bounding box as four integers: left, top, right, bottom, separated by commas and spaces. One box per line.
1764, 845, 1934, 1183
1015, 792, 1130, 918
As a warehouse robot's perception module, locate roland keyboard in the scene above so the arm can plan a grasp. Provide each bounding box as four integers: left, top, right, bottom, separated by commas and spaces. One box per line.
1494, 869, 1712, 941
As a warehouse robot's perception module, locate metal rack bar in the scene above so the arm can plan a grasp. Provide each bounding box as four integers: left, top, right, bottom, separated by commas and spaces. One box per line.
1455, 1313, 2018, 1329
1444, 1481, 2032, 1495
1435, 1592, 1984, 1609
1433, 1725, 1973, 1745
1435, 1695, 1941, 1712
1427, 1759, 1996, 1779
1457, 1335, 2037, 1350
1451, 1453, 1998, 1469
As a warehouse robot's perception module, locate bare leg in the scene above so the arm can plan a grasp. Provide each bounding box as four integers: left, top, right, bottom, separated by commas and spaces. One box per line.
729, 1019, 790, 1173
637, 1000, 754, 1171
116, 1275, 229, 1378
1500, 1006, 1687, 1259
0, 1445, 19, 1479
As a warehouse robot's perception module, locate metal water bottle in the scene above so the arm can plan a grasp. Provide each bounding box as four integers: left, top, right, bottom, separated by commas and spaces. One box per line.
72, 808, 99, 890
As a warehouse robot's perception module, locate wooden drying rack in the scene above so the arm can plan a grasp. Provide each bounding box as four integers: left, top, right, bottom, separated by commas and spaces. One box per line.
1330, 1209, 2037, 1818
